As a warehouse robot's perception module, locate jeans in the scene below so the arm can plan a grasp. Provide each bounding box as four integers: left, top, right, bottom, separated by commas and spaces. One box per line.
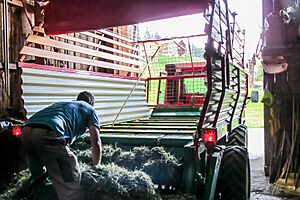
21, 126, 83, 200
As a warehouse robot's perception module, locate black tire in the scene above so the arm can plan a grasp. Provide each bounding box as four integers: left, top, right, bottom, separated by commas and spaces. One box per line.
227, 125, 248, 147
219, 146, 250, 200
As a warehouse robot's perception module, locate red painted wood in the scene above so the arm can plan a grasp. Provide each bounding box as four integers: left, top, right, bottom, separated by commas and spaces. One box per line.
44, 0, 208, 35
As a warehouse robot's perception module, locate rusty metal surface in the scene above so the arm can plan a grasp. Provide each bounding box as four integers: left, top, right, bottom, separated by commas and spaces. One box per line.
44, 0, 208, 35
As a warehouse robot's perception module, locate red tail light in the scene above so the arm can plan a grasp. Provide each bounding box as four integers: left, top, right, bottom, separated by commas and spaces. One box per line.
203, 128, 217, 143
12, 126, 22, 137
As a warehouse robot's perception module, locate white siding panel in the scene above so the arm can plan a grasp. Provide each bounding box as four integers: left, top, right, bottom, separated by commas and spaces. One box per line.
21, 67, 151, 125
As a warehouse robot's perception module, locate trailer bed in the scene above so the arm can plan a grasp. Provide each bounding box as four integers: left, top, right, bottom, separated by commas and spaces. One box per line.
100, 108, 200, 148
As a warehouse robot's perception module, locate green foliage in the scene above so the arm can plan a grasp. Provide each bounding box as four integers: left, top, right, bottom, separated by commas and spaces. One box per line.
253, 63, 263, 82
245, 88, 264, 128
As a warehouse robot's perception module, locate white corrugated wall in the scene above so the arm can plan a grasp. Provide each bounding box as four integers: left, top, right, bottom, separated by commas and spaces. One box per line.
21, 67, 151, 125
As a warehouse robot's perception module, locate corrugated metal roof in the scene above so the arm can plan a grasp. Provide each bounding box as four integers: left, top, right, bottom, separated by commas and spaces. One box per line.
21, 67, 151, 125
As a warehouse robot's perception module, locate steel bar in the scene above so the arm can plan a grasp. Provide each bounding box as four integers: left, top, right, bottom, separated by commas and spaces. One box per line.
112, 43, 149, 126
136, 33, 207, 44
213, 57, 226, 128
102, 125, 196, 130
147, 74, 207, 80
116, 122, 197, 126
202, 151, 222, 200
101, 128, 195, 135
100, 133, 193, 147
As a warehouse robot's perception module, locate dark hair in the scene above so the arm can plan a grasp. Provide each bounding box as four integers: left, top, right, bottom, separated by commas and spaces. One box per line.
77, 91, 95, 106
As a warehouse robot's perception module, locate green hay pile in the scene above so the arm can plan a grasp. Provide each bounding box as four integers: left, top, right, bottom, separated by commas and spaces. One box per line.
1, 134, 184, 199
0, 170, 57, 200
71, 134, 91, 151
75, 145, 182, 187
72, 136, 182, 189
81, 163, 158, 200
0, 163, 159, 200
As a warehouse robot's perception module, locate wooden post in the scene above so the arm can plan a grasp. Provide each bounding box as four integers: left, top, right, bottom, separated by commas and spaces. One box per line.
3, 0, 10, 113
263, 0, 274, 177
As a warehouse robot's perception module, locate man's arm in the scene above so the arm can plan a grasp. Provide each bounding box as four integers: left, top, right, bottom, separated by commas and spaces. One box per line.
89, 125, 102, 166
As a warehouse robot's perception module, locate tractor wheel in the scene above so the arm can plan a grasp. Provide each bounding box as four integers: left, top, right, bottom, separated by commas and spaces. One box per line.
219, 146, 250, 200
227, 125, 248, 147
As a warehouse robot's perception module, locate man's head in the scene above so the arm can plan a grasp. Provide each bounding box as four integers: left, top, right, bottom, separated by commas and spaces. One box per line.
77, 91, 95, 106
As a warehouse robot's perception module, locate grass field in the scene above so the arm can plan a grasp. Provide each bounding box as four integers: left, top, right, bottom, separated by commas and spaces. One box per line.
245, 88, 264, 128
146, 54, 206, 106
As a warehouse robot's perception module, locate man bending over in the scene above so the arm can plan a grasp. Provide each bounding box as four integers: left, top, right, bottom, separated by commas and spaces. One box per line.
22, 91, 101, 200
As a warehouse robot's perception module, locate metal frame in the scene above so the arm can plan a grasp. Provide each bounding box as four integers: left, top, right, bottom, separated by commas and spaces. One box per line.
202, 150, 223, 200
196, 0, 247, 143
213, 58, 226, 128
195, 1, 248, 198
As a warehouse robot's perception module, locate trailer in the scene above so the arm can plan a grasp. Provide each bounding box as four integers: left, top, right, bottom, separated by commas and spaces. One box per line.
0, 0, 250, 199
100, 25, 249, 198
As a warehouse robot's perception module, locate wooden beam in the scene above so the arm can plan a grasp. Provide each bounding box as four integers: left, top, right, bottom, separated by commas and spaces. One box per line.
7, 0, 22, 7
32, 26, 142, 60
0, 0, 35, 11
98, 30, 134, 43
0, 63, 17, 69
32, 26, 44, 33
20, 46, 141, 73
83, 31, 140, 52
26, 34, 142, 66
58, 34, 142, 60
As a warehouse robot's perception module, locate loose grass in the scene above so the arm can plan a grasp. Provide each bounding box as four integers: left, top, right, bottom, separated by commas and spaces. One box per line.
0, 163, 160, 200
1, 138, 184, 200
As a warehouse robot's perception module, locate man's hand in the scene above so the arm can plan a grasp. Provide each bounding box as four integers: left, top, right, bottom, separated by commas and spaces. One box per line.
89, 125, 102, 166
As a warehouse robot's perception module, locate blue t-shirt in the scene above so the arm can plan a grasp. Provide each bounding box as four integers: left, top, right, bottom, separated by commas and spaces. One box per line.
26, 101, 100, 144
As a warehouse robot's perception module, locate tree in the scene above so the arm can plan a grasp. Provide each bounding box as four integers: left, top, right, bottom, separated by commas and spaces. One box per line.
144, 30, 152, 39
154, 32, 162, 39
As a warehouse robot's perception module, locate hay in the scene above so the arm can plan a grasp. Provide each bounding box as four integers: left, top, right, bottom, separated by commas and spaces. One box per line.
70, 133, 91, 151
113, 151, 137, 170
71, 141, 90, 151
0, 170, 57, 200
77, 149, 92, 165
74, 143, 182, 188
0, 163, 160, 200
1, 136, 184, 199
81, 163, 160, 200
0, 170, 31, 199
150, 147, 179, 164
133, 146, 151, 168
101, 144, 117, 163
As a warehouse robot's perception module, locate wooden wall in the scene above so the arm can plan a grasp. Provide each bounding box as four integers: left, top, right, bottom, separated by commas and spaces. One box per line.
0, 1, 141, 118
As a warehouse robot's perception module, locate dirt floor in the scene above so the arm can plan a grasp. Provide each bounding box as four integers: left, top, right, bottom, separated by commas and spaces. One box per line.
249, 128, 300, 200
